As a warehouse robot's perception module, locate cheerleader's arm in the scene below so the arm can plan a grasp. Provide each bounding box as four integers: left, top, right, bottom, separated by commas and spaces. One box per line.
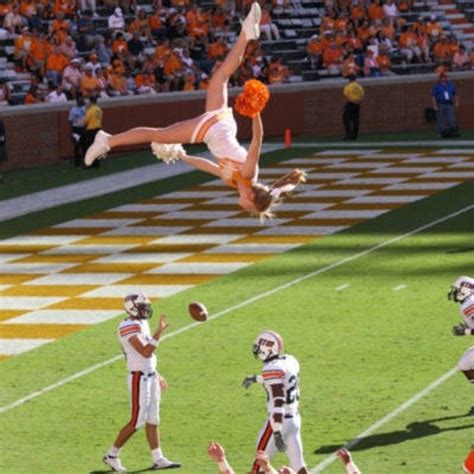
180, 153, 222, 178
241, 113, 263, 180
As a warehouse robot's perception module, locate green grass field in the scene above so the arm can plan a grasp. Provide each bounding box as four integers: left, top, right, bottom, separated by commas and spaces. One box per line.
1, 156, 473, 474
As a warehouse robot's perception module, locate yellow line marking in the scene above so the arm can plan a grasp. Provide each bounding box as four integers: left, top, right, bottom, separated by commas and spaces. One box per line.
0, 311, 27, 323
0, 324, 88, 339
47, 298, 124, 310
1, 285, 97, 297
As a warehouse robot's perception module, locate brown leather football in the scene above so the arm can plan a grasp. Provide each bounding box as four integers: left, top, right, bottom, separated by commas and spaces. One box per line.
188, 302, 208, 322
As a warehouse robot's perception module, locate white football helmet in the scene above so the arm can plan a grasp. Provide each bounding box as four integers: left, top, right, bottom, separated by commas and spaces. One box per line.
124, 292, 153, 319
448, 276, 474, 303
253, 330, 284, 361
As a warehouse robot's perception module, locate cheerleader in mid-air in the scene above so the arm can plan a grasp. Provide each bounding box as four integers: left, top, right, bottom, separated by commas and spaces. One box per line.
85, 3, 305, 219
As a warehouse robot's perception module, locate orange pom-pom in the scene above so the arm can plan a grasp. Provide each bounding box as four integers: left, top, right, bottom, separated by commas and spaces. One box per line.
234, 79, 270, 118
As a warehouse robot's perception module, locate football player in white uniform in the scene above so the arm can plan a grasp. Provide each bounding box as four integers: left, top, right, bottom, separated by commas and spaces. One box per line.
103, 293, 181, 472
448, 276, 474, 384
243, 331, 308, 474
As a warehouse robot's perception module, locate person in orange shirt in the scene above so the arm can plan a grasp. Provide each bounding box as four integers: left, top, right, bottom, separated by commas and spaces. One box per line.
380, 18, 395, 40
135, 67, 157, 94
182, 73, 196, 91
163, 50, 184, 77
433, 37, 451, 65
368, 0, 384, 21
376, 45, 393, 75
46, 46, 69, 86
128, 9, 152, 43
307, 34, 322, 70
112, 31, 129, 56
198, 72, 209, 90
335, 13, 348, 33
321, 9, 336, 32
414, 29, 429, 62
24, 84, 40, 104
19, 0, 37, 21
208, 35, 228, 61
54, 0, 75, 16
399, 26, 421, 63
149, 5, 166, 40
29, 32, 50, 76
412, 16, 425, 35
14, 27, 34, 70
154, 39, 171, 62
49, 12, 70, 44
323, 41, 343, 75
108, 70, 130, 96
447, 35, 459, 58
342, 52, 360, 77
81, 65, 100, 97
351, 1, 366, 22
426, 15, 444, 42
357, 20, 374, 42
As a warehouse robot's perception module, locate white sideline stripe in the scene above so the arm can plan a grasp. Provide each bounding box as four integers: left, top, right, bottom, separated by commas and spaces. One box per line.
310, 367, 458, 473
336, 284, 350, 292
393, 284, 407, 291
0, 204, 472, 415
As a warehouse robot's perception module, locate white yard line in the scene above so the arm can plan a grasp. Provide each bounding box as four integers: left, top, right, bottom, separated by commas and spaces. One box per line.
393, 284, 407, 291
0, 204, 472, 415
309, 367, 458, 473
336, 284, 351, 292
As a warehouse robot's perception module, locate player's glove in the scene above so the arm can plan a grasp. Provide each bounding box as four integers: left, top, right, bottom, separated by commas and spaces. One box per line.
452, 324, 467, 336
273, 431, 286, 452
242, 375, 257, 389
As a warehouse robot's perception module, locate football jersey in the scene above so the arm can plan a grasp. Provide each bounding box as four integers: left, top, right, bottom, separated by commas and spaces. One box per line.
261, 354, 301, 417
460, 294, 474, 330
118, 318, 156, 372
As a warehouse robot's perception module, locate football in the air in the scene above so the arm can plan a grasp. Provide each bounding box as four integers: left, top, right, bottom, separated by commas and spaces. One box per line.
188, 302, 208, 322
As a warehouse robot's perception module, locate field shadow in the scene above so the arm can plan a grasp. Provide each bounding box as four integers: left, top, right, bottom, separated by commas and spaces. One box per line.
314, 409, 474, 454
90, 468, 158, 474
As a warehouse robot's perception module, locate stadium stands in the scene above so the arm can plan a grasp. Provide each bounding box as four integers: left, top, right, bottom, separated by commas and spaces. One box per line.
0, 0, 473, 106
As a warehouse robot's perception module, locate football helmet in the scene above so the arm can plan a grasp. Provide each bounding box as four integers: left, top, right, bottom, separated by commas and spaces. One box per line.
448, 276, 474, 303
124, 292, 153, 319
253, 330, 284, 361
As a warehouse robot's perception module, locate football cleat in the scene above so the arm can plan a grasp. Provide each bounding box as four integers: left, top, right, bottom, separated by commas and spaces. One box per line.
103, 454, 126, 472
151, 457, 181, 470
84, 130, 111, 167
241, 2, 261, 41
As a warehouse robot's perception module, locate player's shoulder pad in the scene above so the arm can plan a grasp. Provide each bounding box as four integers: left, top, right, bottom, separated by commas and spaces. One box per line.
118, 318, 141, 337
261, 358, 286, 381
461, 295, 474, 316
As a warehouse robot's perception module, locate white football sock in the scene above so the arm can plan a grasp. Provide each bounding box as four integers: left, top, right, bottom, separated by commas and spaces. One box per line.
152, 447, 163, 461
108, 446, 121, 457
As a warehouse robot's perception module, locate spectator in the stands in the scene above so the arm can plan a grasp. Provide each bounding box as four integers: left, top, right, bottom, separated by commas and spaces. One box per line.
113, 31, 129, 56
382, 0, 399, 23
135, 65, 157, 94
414, 28, 430, 63
14, 27, 33, 70
182, 72, 197, 91
45, 83, 68, 103
268, 56, 289, 83
426, 15, 443, 43
62, 57, 82, 98
452, 45, 471, 70
85, 52, 102, 75
95, 67, 109, 98
350, 0, 366, 23
108, 7, 126, 31
59, 35, 78, 60
45, 46, 69, 87
307, 34, 322, 70
399, 25, 421, 63
431, 72, 459, 138
81, 64, 100, 97
323, 41, 343, 75
49, 12, 70, 44
374, 30, 394, 54
0, 83, 10, 107
128, 31, 145, 62
149, 5, 167, 40
376, 45, 393, 75
24, 84, 40, 104
363, 49, 381, 76
94, 37, 113, 65
20, 0, 42, 30
368, 0, 384, 22
433, 37, 451, 66
77, 9, 103, 50
129, 8, 153, 44
80, 0, 97, 16
4, 5, 26, 34
342, 52, 360, 77
343, 74, 364, 140
260, 6, 280, 41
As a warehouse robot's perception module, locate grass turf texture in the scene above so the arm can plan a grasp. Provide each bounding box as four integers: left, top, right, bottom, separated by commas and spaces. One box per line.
0, 179, 473, 473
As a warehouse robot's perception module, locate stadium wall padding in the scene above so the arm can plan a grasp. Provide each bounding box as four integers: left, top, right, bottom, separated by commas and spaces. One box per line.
1, 72, 473, 171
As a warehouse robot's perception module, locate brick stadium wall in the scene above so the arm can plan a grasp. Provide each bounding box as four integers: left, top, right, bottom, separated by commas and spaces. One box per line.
1, 72, 473, 171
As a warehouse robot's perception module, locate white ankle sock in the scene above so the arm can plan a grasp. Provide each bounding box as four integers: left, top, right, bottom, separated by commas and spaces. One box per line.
108, 446, 121, 457
152, 447, 163, 461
